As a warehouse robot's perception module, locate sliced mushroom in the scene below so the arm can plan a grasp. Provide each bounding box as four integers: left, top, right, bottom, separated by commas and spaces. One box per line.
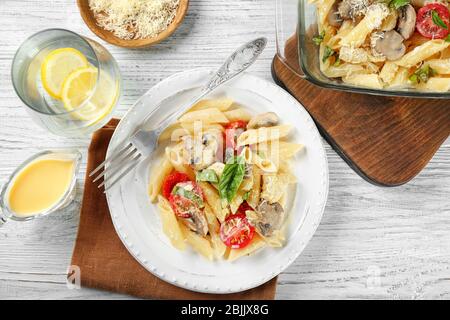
247, 112, 279, 130
338, 0, 371, 20
374, 30, 406, 61
397, 4, 416, 40
327, 1, 343, 27
182, 208, 209, 236
338, 0, 351, 20
248, 200, 285, 238
411, 0, 426, 7
182, 131, 221, 170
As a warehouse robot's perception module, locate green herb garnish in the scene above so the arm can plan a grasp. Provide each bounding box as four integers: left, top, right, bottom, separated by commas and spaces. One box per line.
243, 191, 250, 201
334, 57, 341, 67
322, 46, 336, 63
432, 10, 448, 29
172, 186, 204, 208
312, 31, 325, 46
218, 156, 245, 203
389, 0, 409, 10
409, 65, 436, 84
196, 169, 219, 184
446, 34, 450, 42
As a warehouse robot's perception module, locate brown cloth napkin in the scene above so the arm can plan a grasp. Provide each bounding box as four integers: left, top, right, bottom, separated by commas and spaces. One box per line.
70, 119, 277, 300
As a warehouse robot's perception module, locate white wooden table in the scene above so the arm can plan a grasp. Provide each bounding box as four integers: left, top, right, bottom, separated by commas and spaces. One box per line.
0, 0, 449, 300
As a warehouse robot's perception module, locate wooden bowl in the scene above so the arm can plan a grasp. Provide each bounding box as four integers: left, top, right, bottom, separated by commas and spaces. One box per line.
77, 0, 189, 48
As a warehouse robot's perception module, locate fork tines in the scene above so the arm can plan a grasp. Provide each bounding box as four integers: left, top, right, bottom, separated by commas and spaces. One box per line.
89, 142, 142, 192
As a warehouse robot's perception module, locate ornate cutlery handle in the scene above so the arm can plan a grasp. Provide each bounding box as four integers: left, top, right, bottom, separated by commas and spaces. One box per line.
156, 37, 267, 133
204, 37, 268, 92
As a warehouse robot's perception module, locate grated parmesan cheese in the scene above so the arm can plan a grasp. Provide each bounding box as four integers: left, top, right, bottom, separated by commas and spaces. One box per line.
88, 0, 180, 40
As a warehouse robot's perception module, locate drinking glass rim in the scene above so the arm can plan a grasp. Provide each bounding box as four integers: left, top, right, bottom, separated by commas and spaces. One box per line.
0, 149, 82, 222
11, 28, 102, 116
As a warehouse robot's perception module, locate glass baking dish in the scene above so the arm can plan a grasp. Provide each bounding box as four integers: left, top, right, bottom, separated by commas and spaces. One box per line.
275, 0, 450, 99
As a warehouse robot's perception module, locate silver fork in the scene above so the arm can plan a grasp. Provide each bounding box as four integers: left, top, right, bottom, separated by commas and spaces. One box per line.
90, 37, 267, 191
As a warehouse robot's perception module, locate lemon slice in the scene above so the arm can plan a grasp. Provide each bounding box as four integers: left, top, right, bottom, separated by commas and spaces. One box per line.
41, 48, 88, 99
61, 67, 118, 122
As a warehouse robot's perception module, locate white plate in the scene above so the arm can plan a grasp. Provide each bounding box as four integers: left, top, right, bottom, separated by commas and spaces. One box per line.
105, 69, 329, 294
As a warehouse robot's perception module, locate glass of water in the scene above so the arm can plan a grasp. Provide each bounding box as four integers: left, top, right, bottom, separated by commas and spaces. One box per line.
11, 29, 121, 137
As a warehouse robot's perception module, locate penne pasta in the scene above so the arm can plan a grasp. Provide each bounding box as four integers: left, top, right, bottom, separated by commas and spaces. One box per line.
342, 74, 384, 89
261, 172, 295, 203
416, 77, 450, 92
321, 63, 367, 79
198, 181, 229, 223
148, 158, 173, 203
312, 2, 450, 92
229, 189, 246, 214
228, 235, 266, 262
395, 40, 450, 68
204, 204, 227, 258
165, 145, 195, 180
179, 223, 214, 260
427, 59, 450, 75
189, 98, 234, 112
252, 152, 277, 173
339, 3, 389, 48
264, 230, 286, 248
159, 124, 191, 143
258, 141, 304, 162
389, 67, 410, 88
178, 108, 229, 124
379, 62, 399, 84
149, 98, 301, 261
180, 122, 223, 135
224, 108, 252, 122
157, 196, 186, 251
247, 166, 261, 209
237, 125, 293, 147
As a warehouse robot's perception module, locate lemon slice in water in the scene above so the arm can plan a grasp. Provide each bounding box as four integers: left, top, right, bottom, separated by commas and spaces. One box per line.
61, 66, 118, 122
41, 48, 88, 99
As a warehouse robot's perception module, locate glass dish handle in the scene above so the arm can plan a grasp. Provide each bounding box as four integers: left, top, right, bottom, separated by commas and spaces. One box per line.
275, 0, 305, 78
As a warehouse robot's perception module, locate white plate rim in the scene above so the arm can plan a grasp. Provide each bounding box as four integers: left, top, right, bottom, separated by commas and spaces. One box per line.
105, 68, 329, 294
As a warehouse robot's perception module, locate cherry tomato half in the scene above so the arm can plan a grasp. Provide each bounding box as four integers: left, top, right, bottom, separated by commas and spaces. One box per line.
161, 171, 191, 199
237, 201, 253, 215
416, 3, 450, 39
220, 213, 255, 249
168, 194, 197, 218
224, 120, 248, 154
225, 120, 248, 130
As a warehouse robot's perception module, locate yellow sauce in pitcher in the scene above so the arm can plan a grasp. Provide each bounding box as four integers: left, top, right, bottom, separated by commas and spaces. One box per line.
8, 159, 74, 217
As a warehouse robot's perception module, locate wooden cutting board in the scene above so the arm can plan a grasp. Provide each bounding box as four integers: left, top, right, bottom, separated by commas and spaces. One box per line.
272, 36, 450, 186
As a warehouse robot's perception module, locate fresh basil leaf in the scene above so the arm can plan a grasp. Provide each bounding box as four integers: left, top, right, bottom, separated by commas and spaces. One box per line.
432, 10, 448, 29
322, 46, 335, 63
445, 34, 450, 42
390, 0, 409, 10
219, 156, 245, 203
196, 169, 219, 183
312, 31, 325, 46
172, 186, 204, 208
